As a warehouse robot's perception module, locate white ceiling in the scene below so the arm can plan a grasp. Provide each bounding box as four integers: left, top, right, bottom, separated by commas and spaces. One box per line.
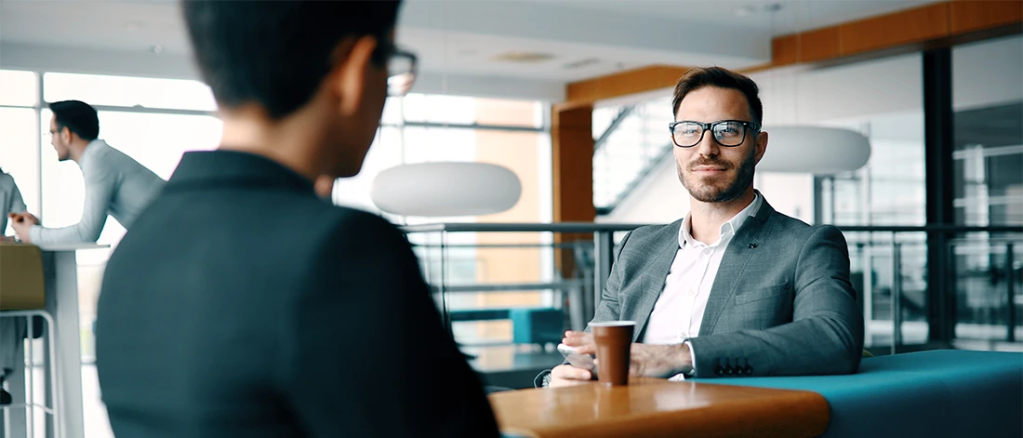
0, 0, 940, 100
533, 0, 940, 32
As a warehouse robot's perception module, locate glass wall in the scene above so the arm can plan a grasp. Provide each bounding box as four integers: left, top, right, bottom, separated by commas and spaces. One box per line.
951, 35, 1023, 342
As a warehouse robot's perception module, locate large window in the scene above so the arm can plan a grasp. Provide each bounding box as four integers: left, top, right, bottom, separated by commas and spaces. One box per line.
951, 35, 1023, 342
0, 107, 40, 234
0, 70, 39, 107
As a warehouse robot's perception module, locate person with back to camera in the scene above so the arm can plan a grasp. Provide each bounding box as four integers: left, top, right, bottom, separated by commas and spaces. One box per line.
95, 1, 500, 436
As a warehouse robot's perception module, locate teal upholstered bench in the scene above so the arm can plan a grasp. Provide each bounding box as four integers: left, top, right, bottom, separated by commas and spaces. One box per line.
449, 307, 562, 344
707, 350, 1023, 438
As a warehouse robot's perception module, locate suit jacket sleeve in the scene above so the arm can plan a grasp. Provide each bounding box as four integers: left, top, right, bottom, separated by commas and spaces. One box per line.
688, 225, 864, 377
280, 213, 499, 437
589, 230, 634, 324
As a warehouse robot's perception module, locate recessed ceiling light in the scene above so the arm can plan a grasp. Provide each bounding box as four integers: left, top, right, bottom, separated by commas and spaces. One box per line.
150, 45, 164, 54
458, 48, 478, 56
491, 51, 555, 63
763, 3, 783, 13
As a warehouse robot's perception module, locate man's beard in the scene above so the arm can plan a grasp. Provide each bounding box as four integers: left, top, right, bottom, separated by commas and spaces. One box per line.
677, 150, 756, 203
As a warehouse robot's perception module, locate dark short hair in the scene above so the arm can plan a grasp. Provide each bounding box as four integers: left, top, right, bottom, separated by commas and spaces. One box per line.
181, 0, 402, 120
49, 100, 99, 141
671, 67, 763, 129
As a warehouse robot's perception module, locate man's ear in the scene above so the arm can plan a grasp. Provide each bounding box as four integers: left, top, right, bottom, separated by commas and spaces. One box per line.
328, 35, 380, 117
60, 127, 73, 144
753, 131, 768, 165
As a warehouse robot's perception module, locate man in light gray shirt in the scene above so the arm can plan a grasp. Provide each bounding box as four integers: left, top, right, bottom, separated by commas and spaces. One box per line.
10, 101, 165, 245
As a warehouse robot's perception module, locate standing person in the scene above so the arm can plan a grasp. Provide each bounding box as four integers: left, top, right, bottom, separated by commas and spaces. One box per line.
0, 167, 29, 404
95, 1, 499, 437
9, 100, 165, 245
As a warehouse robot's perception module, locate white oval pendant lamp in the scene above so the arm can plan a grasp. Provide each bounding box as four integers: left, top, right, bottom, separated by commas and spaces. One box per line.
371, 162, 522, 217
752, 5, 871, 175
757, 126, 871, 174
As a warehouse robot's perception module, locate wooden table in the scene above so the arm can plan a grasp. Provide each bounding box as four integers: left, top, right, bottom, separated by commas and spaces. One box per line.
489, 377, 829, 438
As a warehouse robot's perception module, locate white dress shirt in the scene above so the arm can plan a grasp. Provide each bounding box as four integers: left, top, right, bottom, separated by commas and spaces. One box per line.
642, 193, 763, 379
30, 140, 165, 245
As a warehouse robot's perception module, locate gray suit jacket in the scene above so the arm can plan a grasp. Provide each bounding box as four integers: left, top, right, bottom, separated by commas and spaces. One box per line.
592, 198, 864, 378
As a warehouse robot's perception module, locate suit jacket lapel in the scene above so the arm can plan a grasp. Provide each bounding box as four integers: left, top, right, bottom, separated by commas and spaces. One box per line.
629, 220, 681, 342
698, 199, 777, 336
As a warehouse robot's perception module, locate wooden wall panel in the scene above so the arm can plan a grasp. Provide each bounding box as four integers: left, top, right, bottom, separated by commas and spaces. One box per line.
551, 104, 595, 276
566, 1, 1021, 106
838, 3, 950, 55
566, 66, 690, 105
950, 0, 1023, 34
772, 35, 798, 66
552, 105, 595, 224
800, 27, 841, 63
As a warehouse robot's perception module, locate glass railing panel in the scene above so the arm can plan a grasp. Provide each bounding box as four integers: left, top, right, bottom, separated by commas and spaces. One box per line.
951, 236, 1023, 342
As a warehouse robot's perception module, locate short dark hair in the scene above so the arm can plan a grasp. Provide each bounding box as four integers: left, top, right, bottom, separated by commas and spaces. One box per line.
671, 67, 763, 129
50, 100, 99, 141
181, 0, 402, 120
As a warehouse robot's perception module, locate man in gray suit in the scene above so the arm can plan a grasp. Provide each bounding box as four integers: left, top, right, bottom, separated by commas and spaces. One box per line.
547, 67, 864, 386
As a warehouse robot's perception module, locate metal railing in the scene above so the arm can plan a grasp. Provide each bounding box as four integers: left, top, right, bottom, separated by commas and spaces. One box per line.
403, 222, 1023, 351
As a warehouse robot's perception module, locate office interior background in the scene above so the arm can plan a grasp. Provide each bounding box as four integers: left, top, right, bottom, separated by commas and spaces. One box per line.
0, 1, 1021, 437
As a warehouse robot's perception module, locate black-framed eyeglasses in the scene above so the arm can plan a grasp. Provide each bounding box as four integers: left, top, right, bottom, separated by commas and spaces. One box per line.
387, 48, 418, 97
668, 120, 759, 148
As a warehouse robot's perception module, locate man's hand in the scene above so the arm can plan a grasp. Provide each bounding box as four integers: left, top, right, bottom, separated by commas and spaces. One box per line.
565, 329, 693, 379
627, 343, 693, 378
548, 330, 598, 387
549, 364, 593, 387
562, 330, 595, 354
9, 212, 39, 243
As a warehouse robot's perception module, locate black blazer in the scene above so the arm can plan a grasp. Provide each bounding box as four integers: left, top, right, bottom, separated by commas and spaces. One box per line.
96, 150, 499, 437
